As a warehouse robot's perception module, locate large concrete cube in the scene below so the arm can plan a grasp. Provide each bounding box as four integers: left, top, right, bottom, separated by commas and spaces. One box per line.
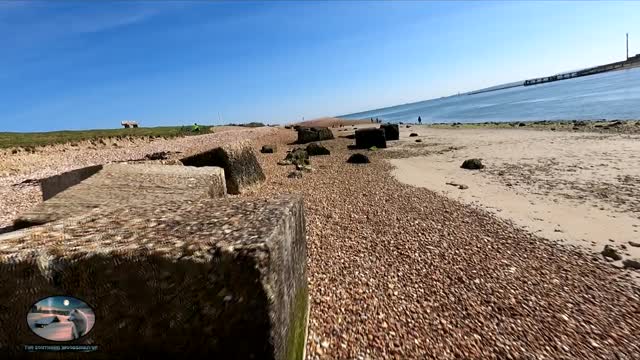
355, 128, 387, 149
40, 165, 103, 201
295, 127, 334, 144
180, 141, 266, 195
14, 163, 227, 229
379, 124, 399, 141
0, 195, 308, 359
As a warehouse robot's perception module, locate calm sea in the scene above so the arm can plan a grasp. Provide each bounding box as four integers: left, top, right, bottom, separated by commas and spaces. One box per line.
339, 67, 640, 123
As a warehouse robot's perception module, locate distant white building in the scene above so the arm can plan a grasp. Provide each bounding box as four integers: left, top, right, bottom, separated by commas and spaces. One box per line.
121, 121, 139, 128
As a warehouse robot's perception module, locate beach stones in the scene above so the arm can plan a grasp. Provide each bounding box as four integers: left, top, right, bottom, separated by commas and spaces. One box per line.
409, 133, 419, 137
261, 145, 276, 154
601, 245, 622, 261
1, 195, 309, 359
296, 127, 334, 144
181, 141, 265, 194
461, 158, 485, 170
347, 153, 370, 164
355, 128, 386, 149
288, 171, 303, 179
306, 143, 330, 156
380, 124, 399, 141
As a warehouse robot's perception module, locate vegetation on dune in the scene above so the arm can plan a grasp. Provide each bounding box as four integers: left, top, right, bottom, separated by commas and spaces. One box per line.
225, 122, 266, 128
0, 125, 213, 149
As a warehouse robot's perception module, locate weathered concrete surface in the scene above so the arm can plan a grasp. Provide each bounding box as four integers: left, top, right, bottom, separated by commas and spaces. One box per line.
14, 163, 226, 229
0, 195, 308, 359
355, 128, 387, 149
40, 165, 103, 201
380, 124, 399, 141
181, 141, 265, 195
296, 127, 334, 144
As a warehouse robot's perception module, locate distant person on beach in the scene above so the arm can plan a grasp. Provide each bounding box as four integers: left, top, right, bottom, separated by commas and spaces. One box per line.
418, 116, 422, 125
370, 118, 373, 123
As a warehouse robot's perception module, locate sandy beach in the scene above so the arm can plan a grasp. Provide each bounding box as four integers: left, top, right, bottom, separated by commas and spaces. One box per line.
2, 120, 639, 358
387, 126, 640, 279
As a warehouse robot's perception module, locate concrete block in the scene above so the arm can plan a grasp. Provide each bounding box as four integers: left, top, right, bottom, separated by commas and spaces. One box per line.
14, 164, 226, 229
380, 124, 399, 141
355, 128, 387, 149
180, 141, 265, 195
295, 127, 334, 144
0, 195, 308, 359
40, 165, 103, 201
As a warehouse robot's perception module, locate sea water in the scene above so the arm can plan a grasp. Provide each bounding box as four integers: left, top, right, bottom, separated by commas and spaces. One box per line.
339, 67, 640, 123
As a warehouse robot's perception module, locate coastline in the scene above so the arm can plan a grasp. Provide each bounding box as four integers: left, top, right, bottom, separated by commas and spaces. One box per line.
2, 121, 639, 358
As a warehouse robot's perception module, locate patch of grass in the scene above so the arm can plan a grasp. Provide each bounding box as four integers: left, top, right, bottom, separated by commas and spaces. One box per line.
0, 125, 213, 149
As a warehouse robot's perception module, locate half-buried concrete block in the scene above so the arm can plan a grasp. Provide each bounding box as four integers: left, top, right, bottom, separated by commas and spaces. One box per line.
0, 195, 308, 359
180, 141, 265, 195
14, 163, 227, 229
40, 165, 103, 201
355, 128, 387, 149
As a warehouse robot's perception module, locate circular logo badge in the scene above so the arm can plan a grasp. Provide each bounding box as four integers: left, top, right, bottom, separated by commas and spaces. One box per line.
27, 296, 95, 342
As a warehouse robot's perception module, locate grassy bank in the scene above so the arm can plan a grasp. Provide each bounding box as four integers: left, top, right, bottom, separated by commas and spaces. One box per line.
0, 125, 213, 149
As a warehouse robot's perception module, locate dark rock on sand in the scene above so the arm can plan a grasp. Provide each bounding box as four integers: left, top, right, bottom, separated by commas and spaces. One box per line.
260, 145, 276, 154
285, 148, 310, 166
622, 258, 640, 269
145, 151, 171, 160
306, 143, 330, 156
296, 127, 334, 144
406, 125, 411, 128
628, 241, 640, 247
355, 128, 386, 149
601, 245, 622, 261
415, 139, 422, 143
409, 133, 419, 137
461, 159, 485, 170
347, 153, 370, 164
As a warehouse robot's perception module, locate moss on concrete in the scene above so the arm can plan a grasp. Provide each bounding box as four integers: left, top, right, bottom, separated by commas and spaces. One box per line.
286, 285, 309, 360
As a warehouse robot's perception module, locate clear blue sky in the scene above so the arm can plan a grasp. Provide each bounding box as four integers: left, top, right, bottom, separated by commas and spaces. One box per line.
1, 1, 639, 132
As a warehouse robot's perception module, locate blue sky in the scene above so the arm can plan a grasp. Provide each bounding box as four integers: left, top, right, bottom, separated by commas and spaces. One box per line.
1, 1, 639, 132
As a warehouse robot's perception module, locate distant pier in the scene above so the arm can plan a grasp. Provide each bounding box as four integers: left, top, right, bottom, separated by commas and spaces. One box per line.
524, 54, 640, 86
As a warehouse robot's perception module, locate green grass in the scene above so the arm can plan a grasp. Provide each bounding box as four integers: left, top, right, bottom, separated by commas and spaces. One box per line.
0, 125, 213, 149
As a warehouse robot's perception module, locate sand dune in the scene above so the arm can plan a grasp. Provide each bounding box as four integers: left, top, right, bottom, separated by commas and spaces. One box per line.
291, 117, 370, 128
